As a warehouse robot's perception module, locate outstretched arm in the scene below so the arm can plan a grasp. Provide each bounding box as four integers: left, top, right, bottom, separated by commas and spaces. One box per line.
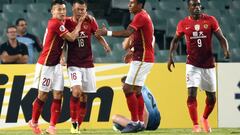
214, 28, 230, 59
167, 34, 181, 72
95, 25, 135, 38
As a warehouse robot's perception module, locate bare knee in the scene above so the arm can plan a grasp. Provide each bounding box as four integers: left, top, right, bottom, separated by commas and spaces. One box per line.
72, 85, 82, 97
123, 84, 133, 94
53, 91, 63, 100
38, 91, 48, 102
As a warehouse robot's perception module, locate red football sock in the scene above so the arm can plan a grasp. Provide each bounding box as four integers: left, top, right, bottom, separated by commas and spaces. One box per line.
50, 99, 62, 126
70, 96, 79, 122
32, 98, 45, 124
77, 102, 87, 126
125, 92, 138, 122
203, 97, 216, 119
187, 96, 198, 125
136, 93, 144, 122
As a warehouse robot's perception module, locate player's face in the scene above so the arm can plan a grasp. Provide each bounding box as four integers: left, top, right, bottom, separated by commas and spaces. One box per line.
51, 4, 67, 21
72, 3, 87, 19
128, 0, 140, 14
7, 27, 17, 40
188, 0, 201, 16
17, 20, 27, 33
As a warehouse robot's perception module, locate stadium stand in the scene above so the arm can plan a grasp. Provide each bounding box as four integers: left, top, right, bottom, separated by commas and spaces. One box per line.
0, 0, 239, 62
11, 0, 34, 4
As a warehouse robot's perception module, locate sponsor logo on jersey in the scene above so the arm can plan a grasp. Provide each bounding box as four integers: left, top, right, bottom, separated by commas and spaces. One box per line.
204, 24, 208, 29
194, 24, 200, 31
59, 25, 66, 32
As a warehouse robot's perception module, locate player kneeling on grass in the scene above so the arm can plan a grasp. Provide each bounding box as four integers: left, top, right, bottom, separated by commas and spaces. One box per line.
112, 76, 161, 133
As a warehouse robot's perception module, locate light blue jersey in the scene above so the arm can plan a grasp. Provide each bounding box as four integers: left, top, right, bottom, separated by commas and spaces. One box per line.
141, 86, 161, 130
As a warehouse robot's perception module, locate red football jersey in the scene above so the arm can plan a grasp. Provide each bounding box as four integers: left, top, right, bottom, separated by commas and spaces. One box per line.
38, 18, 68, 66
129, 10, 154, 63
176, 14, 220, 68
65, 16, 98, 68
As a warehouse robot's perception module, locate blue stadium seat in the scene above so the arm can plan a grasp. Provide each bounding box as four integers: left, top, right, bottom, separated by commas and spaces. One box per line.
109, 26, 125, 31
111, 0, 129, 10
158, 0, 184, 11
174, 55, 187, 62
96, 19, 110, 28
0, 0, 9, 11
36, 0, 51, 3
229, 0, 240, 10
11, 0, 34, 4
3, 4, 26, 13
207, 0, 231, 10
203, 9, 221, 20
157, 50, 170, 62
27, 3, 50, 14
231, 48, 240, 62
1, 12, 25, 24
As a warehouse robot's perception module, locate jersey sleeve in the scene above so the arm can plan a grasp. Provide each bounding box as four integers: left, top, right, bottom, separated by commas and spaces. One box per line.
129, 13, 145, 31
50, 19, 69, 37
210, 16, 220, 32
176, 20, 184, 37
91, 17, 98, 33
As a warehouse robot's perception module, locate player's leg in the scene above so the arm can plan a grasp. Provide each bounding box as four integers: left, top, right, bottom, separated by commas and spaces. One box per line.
29, 91, 48, 135
200, 67, 216, 133
46, 64, 64, 134
76, 68, 95, 131
187, 87, 201, 132
30, 64, 54, 134
186, 64, 201, 132
135, 87, 145, 131
201, 91, 215, 133
77, 93, 87, 128
68, 67, 83, 134
122, 61, 153, 133
112, 114, 132, 131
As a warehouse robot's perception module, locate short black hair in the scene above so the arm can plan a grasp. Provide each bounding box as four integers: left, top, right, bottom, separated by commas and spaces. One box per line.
6, 25, 17, 33
121, 76, 127, 83
15, 18, 26, 26
71, 0, 87, 6
137, 0, 145, 8
51, 0, 66, 9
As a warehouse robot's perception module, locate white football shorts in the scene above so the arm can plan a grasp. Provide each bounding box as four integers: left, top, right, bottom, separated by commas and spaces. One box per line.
67, 66, 96, 93
186, 64, 216, 92
32, 63, 64, 92
125, 61, 154, 86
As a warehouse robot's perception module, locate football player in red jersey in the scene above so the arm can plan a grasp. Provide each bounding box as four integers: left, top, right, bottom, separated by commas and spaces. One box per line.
28, 0, 86, 134
63, 0, 111, 133
96, 0, 155, 133
167, 0, 230, 133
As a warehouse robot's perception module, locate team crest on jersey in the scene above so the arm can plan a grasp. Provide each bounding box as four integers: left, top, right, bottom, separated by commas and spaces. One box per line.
83, 23, 88, 30
204, 24, 208, 29
59, 25, 66, 32
194, 24, 200, 31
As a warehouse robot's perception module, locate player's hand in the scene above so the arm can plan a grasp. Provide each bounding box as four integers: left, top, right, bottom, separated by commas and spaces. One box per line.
79, 13, 87, 23
60, 57, 67, 66
167, 57, 175, 72
95, 23, 108, 36
123, 50, 133, 63
224, 50, 230, 59
2, 51, 8, 57
104, 44, 111, 53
